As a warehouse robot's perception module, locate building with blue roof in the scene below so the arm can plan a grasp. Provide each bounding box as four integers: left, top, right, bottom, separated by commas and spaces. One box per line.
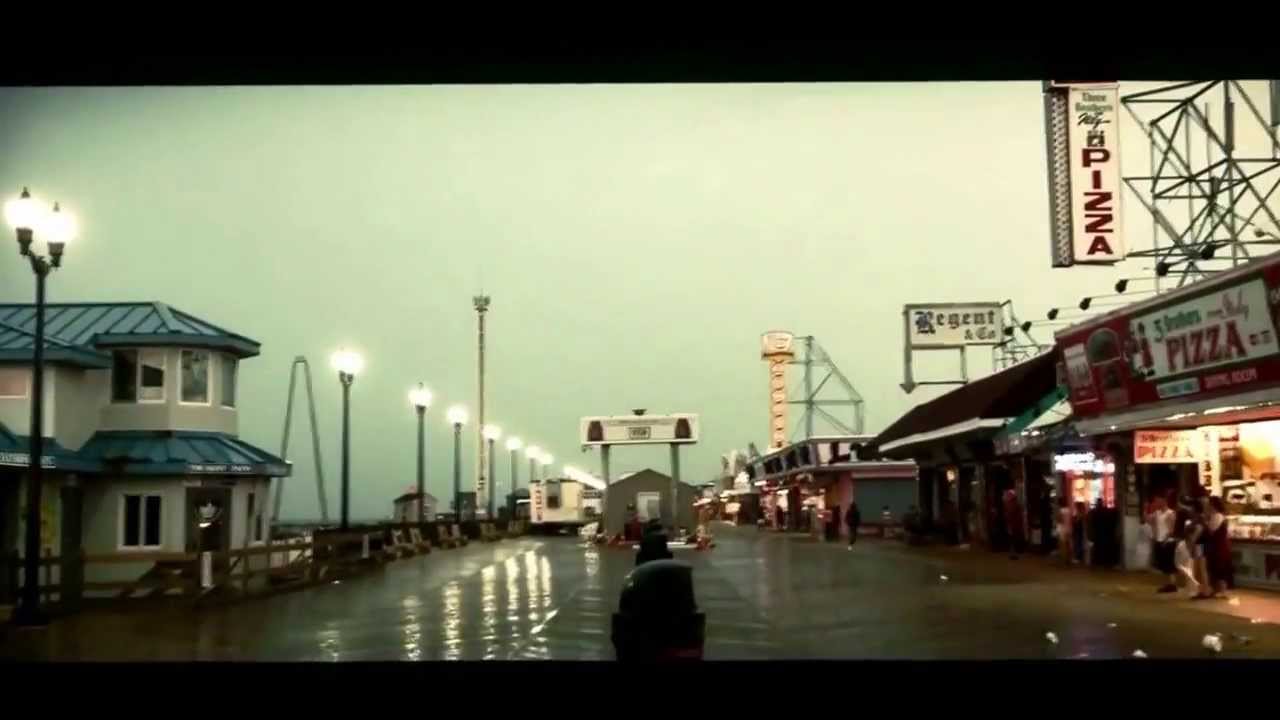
0, 302, 289, 604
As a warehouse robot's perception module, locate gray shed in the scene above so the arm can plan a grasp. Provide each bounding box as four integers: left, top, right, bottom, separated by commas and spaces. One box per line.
603, 468, 699, 534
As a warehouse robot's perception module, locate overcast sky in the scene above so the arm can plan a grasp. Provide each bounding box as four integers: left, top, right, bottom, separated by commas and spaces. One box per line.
3, 82, 1272, 520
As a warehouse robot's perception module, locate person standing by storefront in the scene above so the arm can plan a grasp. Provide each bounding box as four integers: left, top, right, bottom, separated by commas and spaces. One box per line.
1057, 498, 1074, 564
1003, 489, 1025, 560
1148, 494, 1178, 593
846, 501, 861, 548
1072, 501, 1088, 565
1172, 496, 1201, 597
1204, 496, 1235, 598
1187, 496, 1214, 600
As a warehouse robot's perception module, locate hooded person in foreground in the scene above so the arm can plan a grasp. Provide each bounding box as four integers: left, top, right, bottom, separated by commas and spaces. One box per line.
636, 521, 674, 566
612, 559, 705, 661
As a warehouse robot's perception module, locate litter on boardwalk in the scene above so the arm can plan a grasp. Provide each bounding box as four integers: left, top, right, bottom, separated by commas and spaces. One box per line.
939, 575, 949, 582
1202, 634, 1224, 653
1250, 618, 1265, 624
1044, 632, 1059, 645
1106, 622, 1118, 629
1132, 650, 1148, 658
1228, 597, 1241, 606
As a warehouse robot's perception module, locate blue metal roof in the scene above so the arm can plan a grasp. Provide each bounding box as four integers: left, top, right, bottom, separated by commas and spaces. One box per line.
77, 430, 291, 477
0, 422, 104, 473
0, 302, 261, 361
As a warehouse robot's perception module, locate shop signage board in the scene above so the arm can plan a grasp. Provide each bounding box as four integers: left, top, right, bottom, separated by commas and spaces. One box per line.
901, 302, 1005, 394
579, 414, 699, 446
905, 304, 1004, 347
1057, 255, 1280, 419
1044, 81, 1125, 267
1133, 430, 1201, 463
0, 452, 54, 468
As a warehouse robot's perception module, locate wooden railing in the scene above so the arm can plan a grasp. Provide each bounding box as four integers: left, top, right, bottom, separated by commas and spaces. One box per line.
2, 518, 526, 614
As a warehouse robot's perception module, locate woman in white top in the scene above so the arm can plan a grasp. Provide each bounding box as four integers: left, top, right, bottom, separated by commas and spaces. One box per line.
1147, 494, 1178, 592
1057, 497, 1074, 564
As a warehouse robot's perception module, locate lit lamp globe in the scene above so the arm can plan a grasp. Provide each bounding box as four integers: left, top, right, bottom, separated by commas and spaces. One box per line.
409, 384, 432, 411
526, 444, 542, 459
41, 202, 77, 261
447, 405, 468, 427
5, 187, 48, 255
541, 453, 554, 468
482, 424, 503, 442
331, 349, 364, 378
506, 436, 523, 452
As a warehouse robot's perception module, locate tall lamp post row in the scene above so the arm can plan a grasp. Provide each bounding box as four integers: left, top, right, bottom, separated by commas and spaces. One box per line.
7, 188, 77, 628
327, 349, 552, 529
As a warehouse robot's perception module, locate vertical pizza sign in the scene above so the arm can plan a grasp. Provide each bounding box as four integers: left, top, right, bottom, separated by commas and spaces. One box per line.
1045, 81, 1126, 266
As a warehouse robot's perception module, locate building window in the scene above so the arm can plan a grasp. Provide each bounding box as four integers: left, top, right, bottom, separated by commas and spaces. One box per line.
247, 491, 263, 542
0, 368, 30, 398
121, 494, 163, 549
181, 350, 210, 404
111, 350, 138, 402
140, 350, 166, 402
112, 350, 165, 403
221, 356, 237, 408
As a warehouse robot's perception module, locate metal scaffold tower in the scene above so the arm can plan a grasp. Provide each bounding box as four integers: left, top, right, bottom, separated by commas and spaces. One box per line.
787, 335, 866, 442
1121, 80, 1280, 287
273, 355, 330, 524
993, 300, 1051, 370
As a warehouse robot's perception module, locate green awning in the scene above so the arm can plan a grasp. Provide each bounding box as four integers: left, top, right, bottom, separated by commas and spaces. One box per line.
996, 386, 1070, 439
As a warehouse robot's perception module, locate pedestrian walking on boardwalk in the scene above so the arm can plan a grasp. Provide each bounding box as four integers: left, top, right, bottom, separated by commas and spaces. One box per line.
846, 501, 861, 548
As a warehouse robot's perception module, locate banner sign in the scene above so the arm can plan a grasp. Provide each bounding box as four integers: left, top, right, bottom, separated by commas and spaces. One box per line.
186, 462, 290, 476
0, 452, 54, 468
905, 303, 1004, 347
580, 414, 699, 446
1057, 256, 1280, 419
1043, 81, 1125, 267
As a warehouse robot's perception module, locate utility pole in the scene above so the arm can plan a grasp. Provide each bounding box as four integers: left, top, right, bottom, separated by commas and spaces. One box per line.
474, 294, 490, 518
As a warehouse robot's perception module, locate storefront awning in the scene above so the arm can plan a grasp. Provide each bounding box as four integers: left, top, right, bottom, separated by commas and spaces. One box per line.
77, 430, 291, 477
998, 387, 1070, 437
872, 351, 1060, 457
1074, 386, 1280, 435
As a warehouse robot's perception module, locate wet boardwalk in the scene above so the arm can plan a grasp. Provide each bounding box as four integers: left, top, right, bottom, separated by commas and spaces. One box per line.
4, 526, 1280, 660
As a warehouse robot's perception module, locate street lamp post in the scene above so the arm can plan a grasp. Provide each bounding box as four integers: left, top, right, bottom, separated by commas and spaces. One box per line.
7, 188, 75, 628
541, 453, 554, 481
447, 406, 468, 522
526, 445, 541, 486
409, 384, 432, 525
482, 425, 502, 520
331, 349, 363, 531
506, 436, 522, 518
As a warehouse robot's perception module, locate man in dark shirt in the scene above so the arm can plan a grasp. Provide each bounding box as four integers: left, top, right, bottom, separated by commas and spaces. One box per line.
846, 501, 862, 547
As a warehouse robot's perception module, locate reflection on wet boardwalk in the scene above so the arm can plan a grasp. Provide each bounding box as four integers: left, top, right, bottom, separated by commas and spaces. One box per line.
6, 526, 1280, 660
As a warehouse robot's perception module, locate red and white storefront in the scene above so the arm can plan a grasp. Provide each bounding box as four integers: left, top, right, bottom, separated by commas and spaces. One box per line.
1057, 253, 1280, 589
